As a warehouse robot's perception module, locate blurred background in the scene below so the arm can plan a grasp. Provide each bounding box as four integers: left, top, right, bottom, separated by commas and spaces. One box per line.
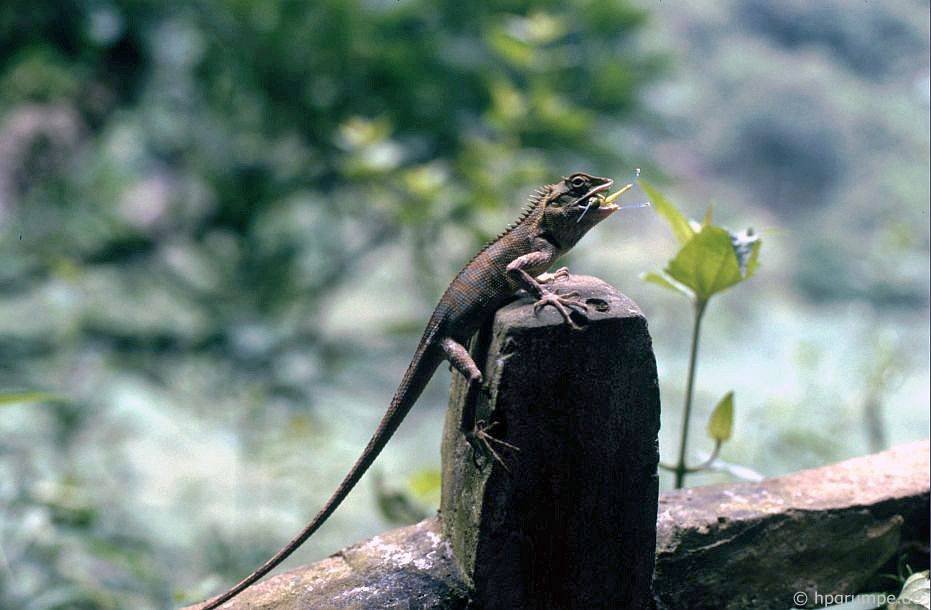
0, 0, 927, 607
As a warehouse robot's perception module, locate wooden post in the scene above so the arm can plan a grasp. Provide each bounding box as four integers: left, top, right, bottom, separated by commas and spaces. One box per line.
440, 275, 661, 610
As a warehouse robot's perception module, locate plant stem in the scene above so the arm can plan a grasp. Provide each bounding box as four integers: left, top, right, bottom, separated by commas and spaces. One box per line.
674, 299, 707, 489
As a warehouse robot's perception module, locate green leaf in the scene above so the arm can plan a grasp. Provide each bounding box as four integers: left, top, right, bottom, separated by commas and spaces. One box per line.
893, 570, 930, 610
702, 204, 714, 228
408, 469, 441, 500
0, 391, 58, 406
665, 226, 743, 301
640, 180, 694, 245
639, 271, 693, 298
707, 391, 734, 442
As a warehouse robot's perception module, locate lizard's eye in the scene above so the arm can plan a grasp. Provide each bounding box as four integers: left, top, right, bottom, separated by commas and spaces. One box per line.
570, 176, 587, 189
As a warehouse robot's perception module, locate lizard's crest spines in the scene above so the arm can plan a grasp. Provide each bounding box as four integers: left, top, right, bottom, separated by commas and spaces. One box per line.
484, 185, 550, 242
468, 184, 552, 261
512, 184, 552, 227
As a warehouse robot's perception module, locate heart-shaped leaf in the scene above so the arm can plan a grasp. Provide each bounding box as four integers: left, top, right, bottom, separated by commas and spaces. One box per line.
665, 226, 744, 302
707, 391, 734, 442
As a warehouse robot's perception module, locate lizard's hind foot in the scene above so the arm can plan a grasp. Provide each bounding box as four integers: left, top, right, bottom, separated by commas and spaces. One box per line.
465, 420, 519, 471
532, 289, 588, 330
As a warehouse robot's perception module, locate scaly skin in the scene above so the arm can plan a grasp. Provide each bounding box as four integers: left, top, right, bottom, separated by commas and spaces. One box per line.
198, 172, 621, 609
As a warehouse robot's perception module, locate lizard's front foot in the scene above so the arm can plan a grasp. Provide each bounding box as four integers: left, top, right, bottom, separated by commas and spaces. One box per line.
533, 289, 588, 330
465, 420, 519, 471
536, 266, 571, 284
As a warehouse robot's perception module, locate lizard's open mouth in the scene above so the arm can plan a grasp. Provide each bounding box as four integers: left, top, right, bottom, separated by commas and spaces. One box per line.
592, 182, 634, 211
576, 178, 646, 223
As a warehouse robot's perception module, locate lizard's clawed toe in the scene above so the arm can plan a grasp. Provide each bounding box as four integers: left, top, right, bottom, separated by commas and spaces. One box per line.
466, 420, 518, 471
532, 290, 588, 330
536, 267, 572, 284
552, 266, 571, 282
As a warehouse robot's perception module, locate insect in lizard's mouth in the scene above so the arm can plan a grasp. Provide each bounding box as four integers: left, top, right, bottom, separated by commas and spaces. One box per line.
585, 182, 634, 213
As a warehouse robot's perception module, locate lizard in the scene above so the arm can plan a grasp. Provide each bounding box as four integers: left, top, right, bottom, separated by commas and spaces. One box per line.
199, 171, 630, 609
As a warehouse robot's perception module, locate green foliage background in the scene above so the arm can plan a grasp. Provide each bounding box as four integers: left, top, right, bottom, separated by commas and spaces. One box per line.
0, 0, 927, 607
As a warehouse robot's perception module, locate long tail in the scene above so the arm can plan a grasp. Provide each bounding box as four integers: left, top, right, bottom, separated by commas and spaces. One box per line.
202, 333, 443, 609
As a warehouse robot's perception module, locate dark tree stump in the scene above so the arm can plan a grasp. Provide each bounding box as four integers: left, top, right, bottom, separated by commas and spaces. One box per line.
440, 275, 661, 610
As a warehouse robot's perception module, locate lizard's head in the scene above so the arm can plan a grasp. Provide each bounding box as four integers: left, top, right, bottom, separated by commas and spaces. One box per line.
541, 172, 618, 248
